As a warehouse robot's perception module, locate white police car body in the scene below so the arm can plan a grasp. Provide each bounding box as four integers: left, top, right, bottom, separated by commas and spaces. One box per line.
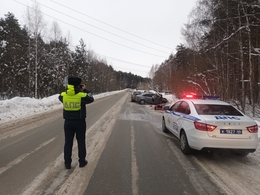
162, 94, 259, 155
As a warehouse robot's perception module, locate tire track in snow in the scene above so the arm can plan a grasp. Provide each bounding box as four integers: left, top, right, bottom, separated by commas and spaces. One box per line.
192, 150, 260, 195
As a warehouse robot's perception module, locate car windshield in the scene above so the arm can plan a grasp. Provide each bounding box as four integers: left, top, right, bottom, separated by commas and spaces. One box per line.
194, 104, 243, 116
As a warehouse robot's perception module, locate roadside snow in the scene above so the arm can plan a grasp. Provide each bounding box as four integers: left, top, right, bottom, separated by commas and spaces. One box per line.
0, 91, 259, 138
1, 90, 260, 194
0, 91, 174, 124
0, 90, 123, 124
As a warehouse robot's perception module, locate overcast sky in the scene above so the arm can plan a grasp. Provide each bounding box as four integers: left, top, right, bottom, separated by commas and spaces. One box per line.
1, 0, 197, 77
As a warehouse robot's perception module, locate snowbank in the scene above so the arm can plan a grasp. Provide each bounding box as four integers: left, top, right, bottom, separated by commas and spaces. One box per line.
0, 91, 123, 124
0, 90, 259, 139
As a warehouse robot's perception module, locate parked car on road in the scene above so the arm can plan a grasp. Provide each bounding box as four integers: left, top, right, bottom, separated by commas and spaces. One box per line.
136, 92, 168, 105
131, 90, 142, 102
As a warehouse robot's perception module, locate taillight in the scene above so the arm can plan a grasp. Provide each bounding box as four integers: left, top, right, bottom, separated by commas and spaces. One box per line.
194, 121, 217, 131
246, 125, 258, 133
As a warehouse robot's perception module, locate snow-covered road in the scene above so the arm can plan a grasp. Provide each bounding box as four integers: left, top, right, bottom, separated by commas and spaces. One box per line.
1, 91, 260, 194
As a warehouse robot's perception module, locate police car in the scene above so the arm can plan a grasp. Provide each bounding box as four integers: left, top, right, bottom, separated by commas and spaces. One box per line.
162, 93, 259, 155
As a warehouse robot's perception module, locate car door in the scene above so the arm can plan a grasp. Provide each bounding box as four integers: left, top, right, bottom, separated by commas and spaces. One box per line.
165, 101, 183, 136
152, 94, 160, 104
144, 93, 155, 104
174, 101, 191, 135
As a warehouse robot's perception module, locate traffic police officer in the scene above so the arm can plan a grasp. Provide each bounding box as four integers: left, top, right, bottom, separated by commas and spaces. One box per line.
59, 77, 94, 169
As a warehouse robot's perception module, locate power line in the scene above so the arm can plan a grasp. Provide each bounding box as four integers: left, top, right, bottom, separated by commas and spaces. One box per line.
25, 25, 155, 74
96, 53, 152, 68
13, 0, 168, 58
12, 0, 165, 76
31, 0, 170, 55
113, 66, 149, 74
68, 44, 153, 68
50, 0, 173, 51
66, 44, 154, 72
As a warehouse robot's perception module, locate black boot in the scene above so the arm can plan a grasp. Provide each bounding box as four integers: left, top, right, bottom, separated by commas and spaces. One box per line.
79, 160, 88, 168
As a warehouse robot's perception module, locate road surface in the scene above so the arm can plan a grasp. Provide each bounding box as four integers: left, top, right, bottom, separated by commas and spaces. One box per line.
1, 91, 260, 195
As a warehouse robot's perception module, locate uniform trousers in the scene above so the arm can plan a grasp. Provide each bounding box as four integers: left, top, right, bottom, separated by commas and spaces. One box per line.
64, 119, 86, 165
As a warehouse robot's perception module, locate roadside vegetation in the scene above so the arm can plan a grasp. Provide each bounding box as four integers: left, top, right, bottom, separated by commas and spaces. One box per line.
1, 0, 260, 115
151, 0, 260, 115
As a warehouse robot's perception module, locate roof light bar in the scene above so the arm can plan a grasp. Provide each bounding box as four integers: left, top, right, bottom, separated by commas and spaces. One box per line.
202, 95, 220, 99
182, 93, 220, 100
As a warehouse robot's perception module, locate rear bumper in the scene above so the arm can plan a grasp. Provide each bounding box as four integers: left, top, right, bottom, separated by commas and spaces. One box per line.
187, 132, 259, 151
201, 148, 256, 153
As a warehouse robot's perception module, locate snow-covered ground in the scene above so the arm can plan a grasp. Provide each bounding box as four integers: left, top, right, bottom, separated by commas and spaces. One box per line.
1, 90, 258, 137
1, 90, 260, 194
0, 90, 122, 124
0, 90, 175, 124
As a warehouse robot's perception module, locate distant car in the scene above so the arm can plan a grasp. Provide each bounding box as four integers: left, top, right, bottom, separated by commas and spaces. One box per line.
135, 92, 167, 105
131, 91, 142, 102
162, 93, 259, 156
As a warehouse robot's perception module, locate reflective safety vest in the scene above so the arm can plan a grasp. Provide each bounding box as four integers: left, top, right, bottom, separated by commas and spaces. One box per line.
61, 92, 87, 111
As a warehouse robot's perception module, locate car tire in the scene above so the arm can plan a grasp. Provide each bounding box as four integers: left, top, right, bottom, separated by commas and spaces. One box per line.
140, 100, 145, 105
180, 131, 192, 155
162, 118, 169, 133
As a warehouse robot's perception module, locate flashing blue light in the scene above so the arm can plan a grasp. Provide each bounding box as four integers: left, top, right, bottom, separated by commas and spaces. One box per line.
202, 95, 220, 99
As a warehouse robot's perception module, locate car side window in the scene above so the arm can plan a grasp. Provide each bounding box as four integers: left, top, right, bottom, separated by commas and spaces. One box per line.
170, 101, 182, 111
176, 102, 190, 114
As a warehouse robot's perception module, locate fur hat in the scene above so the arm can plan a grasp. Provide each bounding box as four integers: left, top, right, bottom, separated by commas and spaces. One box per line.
68, 77, 81, 86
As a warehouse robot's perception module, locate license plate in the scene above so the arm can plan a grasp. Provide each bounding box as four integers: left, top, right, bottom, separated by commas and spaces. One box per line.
220, 129, 242, 134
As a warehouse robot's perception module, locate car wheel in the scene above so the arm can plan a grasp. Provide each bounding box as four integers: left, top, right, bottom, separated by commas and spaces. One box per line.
180, 131, 192, 155
140, 100, 145, 105
162, 118, 169, 133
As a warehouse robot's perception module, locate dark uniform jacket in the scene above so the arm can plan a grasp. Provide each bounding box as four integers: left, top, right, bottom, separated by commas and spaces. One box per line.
59, 84, 94, 120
